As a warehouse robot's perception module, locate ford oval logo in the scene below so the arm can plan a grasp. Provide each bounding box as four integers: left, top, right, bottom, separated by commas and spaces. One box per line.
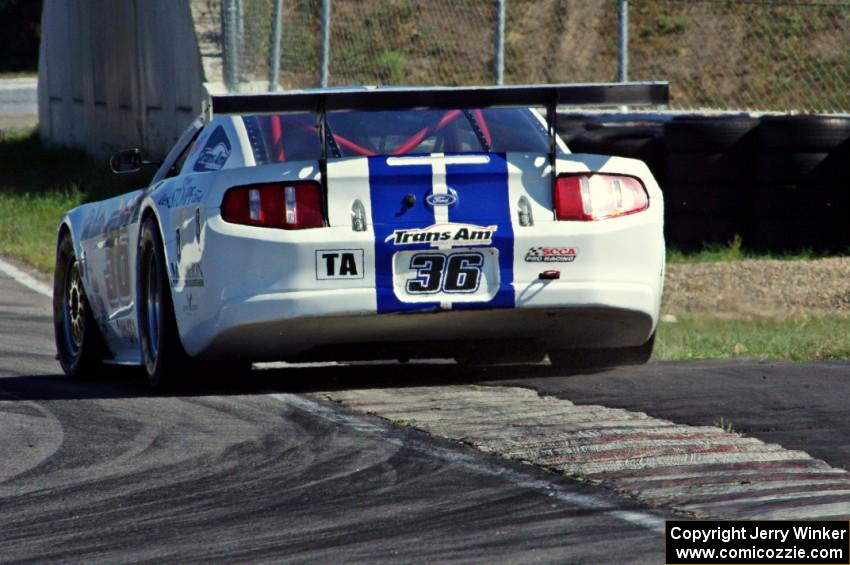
425, 191, 458, 207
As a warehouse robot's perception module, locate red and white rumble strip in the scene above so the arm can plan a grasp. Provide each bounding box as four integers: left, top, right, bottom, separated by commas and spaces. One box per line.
318, 385, 850, 519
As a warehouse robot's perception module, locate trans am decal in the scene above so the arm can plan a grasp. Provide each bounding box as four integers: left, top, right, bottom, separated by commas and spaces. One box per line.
368, 154, 514, 314
386, 223, 497, 247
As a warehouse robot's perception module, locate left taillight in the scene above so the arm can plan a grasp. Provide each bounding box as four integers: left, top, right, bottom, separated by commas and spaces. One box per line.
221, 182, 324, 229
554, 173, 649, 221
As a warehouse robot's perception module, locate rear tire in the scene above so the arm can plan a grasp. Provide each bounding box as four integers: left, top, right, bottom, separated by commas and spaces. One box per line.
54, 231, 106, 377
664, 116, 759, 153
756, 116, 850, 152
549, 333, 655, 371
137, 218, 187, 388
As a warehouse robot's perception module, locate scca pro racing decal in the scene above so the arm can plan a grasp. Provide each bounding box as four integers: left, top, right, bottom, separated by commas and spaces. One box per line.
525, 247, 579, 263
386, 223, 496, 247
368, 153, 514, 314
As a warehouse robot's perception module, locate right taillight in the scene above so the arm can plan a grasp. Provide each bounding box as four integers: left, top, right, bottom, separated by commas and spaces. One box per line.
554, 173, 648, 221
221, 181, 324, 229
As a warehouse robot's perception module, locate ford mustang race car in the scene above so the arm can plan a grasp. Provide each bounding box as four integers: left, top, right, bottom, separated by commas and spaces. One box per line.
53, 83, 668, 387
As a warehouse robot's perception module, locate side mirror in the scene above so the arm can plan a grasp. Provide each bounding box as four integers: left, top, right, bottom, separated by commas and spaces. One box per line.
109, 149, 144, 174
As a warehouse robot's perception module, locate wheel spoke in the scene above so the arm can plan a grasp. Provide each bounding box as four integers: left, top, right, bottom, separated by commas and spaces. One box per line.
63, 260, 85, 355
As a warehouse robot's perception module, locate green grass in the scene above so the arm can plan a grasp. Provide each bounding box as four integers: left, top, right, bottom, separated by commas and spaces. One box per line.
0, 127, 149, 272
666, 246, 824, 264
665, 234, 847, 264
0, 190, 84, 272
655, 314, 850, 362
713, 416, 738, 435
0, 71, 37, 79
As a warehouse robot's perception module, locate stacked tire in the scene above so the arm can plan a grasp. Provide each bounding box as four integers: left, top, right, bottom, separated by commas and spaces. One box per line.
556, 113, 591, 147
662, 116, 759, 250
564, 118, 667, 183
752, 116, 850, 251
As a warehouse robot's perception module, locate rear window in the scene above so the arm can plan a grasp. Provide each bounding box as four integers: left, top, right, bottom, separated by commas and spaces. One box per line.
242, 113, 323, 165
242, 108, 549, 163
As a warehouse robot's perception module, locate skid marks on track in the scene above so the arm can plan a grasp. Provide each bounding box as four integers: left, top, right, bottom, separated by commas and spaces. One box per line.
318, 385, 850, 519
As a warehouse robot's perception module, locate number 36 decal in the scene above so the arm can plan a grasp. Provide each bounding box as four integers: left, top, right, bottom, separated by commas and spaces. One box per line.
406, 252, 483, 294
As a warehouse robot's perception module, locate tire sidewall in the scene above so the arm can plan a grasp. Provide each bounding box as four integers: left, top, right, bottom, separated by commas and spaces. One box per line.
53, 232, 100, 376
137, 218, 181, 388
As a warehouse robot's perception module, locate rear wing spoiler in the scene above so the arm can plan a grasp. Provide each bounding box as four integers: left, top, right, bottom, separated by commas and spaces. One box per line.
210, 82, 668, 115
209, 82, 669, 171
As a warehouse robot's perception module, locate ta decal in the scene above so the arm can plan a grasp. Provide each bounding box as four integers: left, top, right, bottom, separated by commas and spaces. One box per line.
316, 249, 365, 280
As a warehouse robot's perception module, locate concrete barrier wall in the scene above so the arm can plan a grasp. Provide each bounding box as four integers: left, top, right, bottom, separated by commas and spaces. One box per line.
38, 0, 205, 161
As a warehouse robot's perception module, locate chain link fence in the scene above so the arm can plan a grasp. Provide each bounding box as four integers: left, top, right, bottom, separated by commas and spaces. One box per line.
629, 0, 850, 113
214, 0, 850, 113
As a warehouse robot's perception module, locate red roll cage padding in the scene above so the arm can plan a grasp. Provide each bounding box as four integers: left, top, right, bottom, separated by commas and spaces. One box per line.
270, 115, 285, 162
277, 109, 490, 157
390, 109, 463, 155
280, 115, 376, 156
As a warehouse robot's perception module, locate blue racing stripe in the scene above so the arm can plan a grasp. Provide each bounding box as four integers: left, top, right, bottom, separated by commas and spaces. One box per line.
446, 153, 514, 310
368, 156, 440, 314
368, 153, 514, 314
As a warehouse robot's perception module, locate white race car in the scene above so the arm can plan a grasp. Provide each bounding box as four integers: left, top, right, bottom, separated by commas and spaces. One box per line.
53, 83, 668, 387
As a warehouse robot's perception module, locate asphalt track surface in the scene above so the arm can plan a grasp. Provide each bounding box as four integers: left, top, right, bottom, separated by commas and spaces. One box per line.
0, 78, 37, 128
2, 262, 849, 562
0, 79, 36, 112
0, 265, 669, 563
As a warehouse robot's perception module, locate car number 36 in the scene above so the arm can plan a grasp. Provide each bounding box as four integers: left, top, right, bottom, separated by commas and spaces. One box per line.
406, 252, 484, 294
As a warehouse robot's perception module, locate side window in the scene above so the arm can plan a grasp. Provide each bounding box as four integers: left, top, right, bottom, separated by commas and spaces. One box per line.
165, 129, 202, 179
193, 126, 233, 172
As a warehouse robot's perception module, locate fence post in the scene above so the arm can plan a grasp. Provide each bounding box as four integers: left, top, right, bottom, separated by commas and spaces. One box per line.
320, 0, 331, 88
269, 0, 283, 91
236, 0, 244, 49
494, 0, 506, 85
223, 0, 240, 92
616, 0, 629, 82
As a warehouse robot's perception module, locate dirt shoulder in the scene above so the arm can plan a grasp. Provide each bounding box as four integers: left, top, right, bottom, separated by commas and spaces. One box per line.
664, 257, 850, 318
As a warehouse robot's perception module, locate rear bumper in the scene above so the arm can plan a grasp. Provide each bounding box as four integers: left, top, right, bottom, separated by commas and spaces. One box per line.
187, 280, 657, 360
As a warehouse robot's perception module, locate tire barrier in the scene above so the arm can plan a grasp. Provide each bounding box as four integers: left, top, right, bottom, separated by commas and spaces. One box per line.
560, 113, 850, 252
756, 116, 850, 152
564, 119, 667, 184
752, 116, 850, 251
556, 114, 592, 146
664, 116, 759, 154
663, 116, 759, 250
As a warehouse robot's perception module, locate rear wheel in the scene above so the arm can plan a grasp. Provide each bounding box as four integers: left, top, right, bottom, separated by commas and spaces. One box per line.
54, 231, 105, 377
138, 218, 188, 388
137, 218, 251, 388
548, 333, 655, 371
